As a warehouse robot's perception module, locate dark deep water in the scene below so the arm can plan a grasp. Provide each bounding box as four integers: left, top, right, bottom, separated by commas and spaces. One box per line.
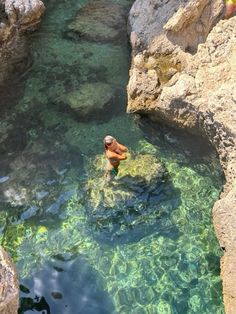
0, 0, 225, 313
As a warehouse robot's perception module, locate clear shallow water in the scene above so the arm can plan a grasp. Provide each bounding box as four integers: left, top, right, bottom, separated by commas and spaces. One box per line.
0, 0, 225, 313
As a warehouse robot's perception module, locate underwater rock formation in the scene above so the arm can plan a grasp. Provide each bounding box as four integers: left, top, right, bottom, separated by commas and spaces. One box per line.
0, 247, 19, 313
127, 0, 236, 312
85, 153, 176, 244
66, 0, 128, 43
0, 0, 45, 84
60, 82, 115, 116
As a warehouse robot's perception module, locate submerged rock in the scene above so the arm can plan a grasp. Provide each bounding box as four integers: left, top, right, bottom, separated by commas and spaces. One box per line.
46, 189, 77, 214
85, 153, 177, 244
20, 206, 38, 220
66, 0, 127, 43
86, 153, 166, 203
61, 82, 115, 116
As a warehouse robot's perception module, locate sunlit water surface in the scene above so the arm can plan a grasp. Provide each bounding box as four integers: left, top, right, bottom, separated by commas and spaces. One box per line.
0, 0, 225, 313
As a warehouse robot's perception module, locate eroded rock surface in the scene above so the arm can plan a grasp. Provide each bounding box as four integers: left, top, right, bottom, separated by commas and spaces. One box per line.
0, 247, 19, 314
128, 0, 224, 53
0, 0, 45, 83
127, 0, 236, 312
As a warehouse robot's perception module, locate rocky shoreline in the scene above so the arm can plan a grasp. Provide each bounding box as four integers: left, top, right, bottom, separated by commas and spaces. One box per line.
0, 0, 44, 312
127, 0, 236, 312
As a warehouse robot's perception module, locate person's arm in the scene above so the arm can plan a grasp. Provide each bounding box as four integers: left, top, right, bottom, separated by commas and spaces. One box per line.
108, 150, 127, 161
117, 143, 128, 152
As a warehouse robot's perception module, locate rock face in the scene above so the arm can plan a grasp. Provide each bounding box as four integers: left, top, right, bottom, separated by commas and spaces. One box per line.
127, 0, 236, 312
0, 247, 19, 314
128, 0, 224, 53
0, 0, 45, 84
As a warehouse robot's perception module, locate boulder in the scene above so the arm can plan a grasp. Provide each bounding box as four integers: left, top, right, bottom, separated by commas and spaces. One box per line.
66, 0, 128, 43
61, 82, 115, 116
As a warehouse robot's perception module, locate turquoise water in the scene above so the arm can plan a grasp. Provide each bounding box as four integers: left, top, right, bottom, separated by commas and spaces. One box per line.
0, 0, 225, 313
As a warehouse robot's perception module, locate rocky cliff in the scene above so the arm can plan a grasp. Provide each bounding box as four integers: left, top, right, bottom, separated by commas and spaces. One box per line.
0, 0, 45, 84
127, 0, 236, 312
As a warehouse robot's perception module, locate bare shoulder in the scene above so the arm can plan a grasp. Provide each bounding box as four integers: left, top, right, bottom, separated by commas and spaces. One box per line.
117, 143, 128, 152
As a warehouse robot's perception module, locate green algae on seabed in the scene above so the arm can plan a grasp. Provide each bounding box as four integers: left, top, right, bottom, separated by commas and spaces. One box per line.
1, 136, 225, 313
0, 0, 225, 312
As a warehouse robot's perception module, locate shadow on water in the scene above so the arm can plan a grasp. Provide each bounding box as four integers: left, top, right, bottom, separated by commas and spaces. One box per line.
137, 116, 225, 186
18, 257, 115, 314
86, 173, 181, 245
137, 116, 214, 158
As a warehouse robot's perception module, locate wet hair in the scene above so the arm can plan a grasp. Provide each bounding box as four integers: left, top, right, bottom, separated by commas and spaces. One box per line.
104, 135, 115, 150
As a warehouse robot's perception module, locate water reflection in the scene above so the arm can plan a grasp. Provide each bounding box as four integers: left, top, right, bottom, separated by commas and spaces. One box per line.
19, 258, 114, 314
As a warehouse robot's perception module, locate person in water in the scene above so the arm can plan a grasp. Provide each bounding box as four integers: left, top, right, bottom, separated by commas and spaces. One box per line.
225, 0, 236, 18
104, 135, 128, 181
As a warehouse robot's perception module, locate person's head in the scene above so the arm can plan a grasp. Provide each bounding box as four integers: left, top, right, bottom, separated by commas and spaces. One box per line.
103, 135, 118, 150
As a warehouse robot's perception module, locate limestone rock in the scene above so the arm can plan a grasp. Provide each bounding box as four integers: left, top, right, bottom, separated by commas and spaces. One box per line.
5, 0, 45, 30
61, 82, 115, 116
67, 0, 127, 43
0, 246, 19, 314
128, 0, 223, 53
127, 0, 236, 311
0, 0, 45, 84
213, 184, 236, 313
